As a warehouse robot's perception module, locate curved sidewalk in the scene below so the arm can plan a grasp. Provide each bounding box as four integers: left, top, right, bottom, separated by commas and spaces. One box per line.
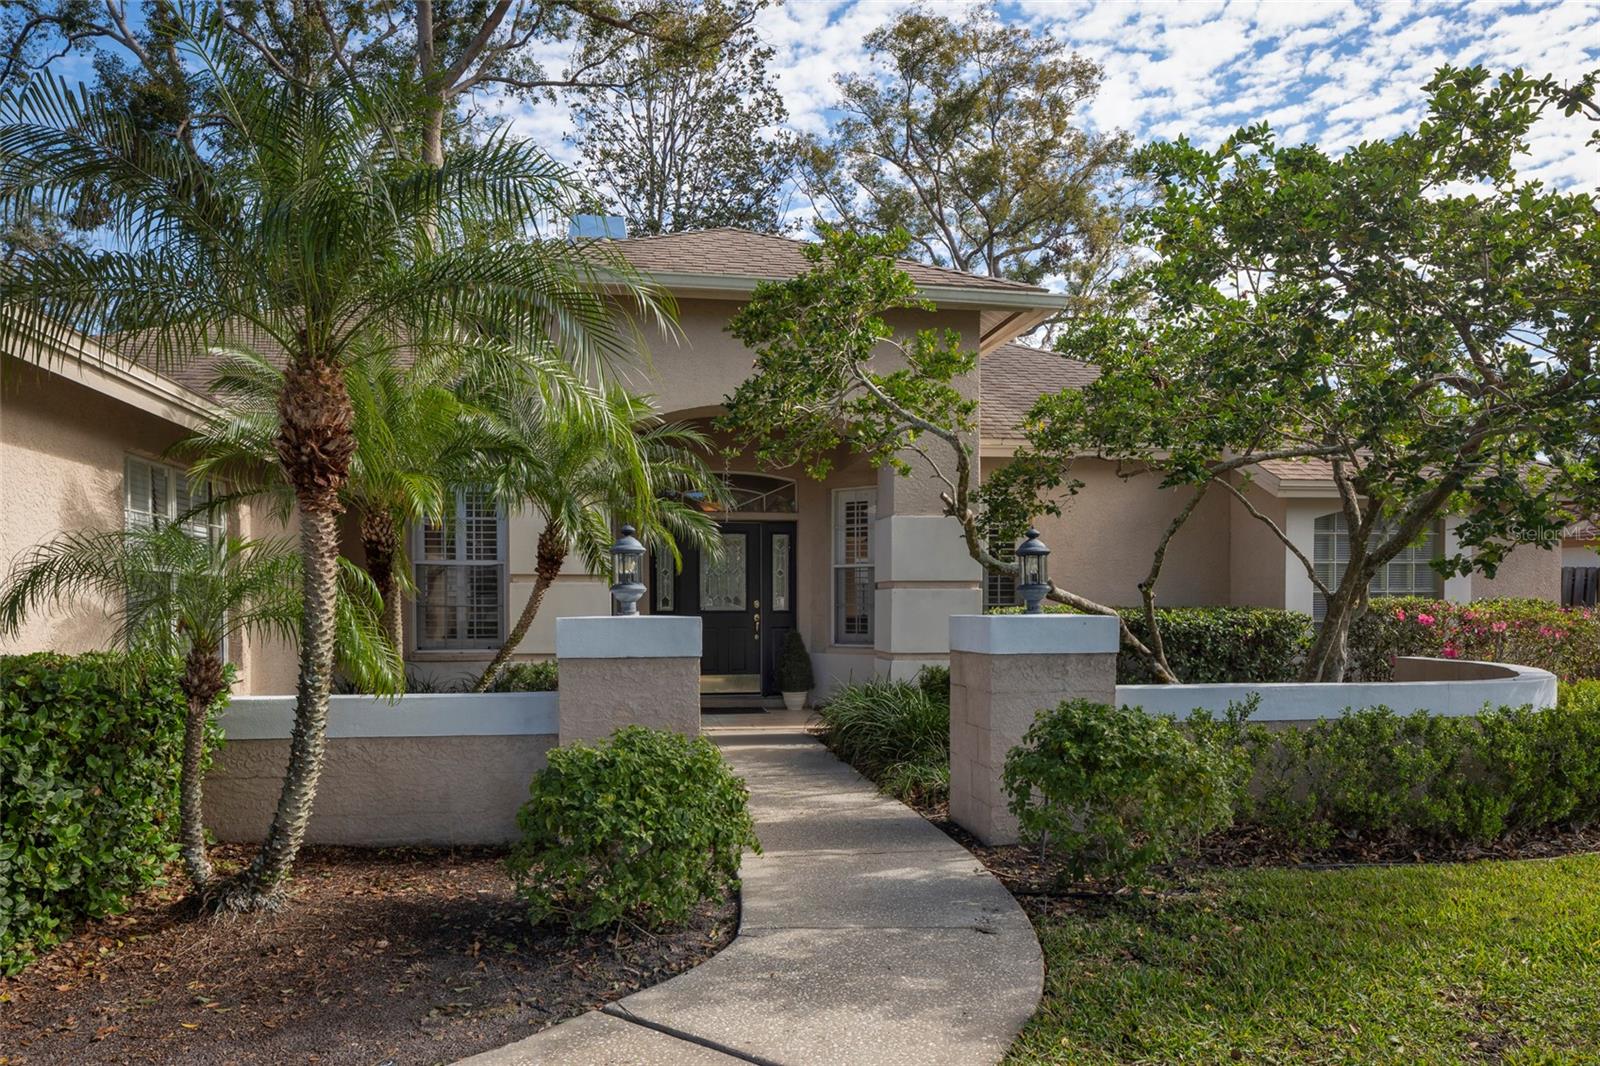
458, 725, 1042, 1066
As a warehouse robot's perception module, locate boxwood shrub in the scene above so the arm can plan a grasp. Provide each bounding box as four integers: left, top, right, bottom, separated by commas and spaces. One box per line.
2, 652, 192, 973
507, 726, 758, 930
989, 604, 1313, 684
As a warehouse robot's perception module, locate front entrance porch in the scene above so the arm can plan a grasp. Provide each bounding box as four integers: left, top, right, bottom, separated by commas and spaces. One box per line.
654, 517, 797, 696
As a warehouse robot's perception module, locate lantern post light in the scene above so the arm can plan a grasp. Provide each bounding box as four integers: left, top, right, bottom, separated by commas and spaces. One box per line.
610, 525, 646, 616
1016, 527, 1051, 614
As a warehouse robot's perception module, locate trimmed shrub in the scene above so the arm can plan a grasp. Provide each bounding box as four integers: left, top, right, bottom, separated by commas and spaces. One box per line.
507, 727, 758, 930
1348, 597, 1599, 682
1202, 684, 1600, 848
989, 604, 1313, 684
816, 679, 950, 806
1003, 699, 1238, 884
490, 660, 559, 692
2, 653, 192, 973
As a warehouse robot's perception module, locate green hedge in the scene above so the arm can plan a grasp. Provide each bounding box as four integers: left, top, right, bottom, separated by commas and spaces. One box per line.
490, 660, 559, 692
1191, 681, 1600, 850
995, 685, 1600, 883
989, 604, 1313, 684
1347, 597, 1600, 682
1, 653, 194, 973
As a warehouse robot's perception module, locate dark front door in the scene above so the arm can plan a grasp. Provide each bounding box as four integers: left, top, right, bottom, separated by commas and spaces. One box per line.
697, 522, 762, 691
654, 521, 797, 695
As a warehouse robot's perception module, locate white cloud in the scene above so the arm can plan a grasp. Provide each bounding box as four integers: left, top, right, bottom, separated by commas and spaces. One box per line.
448, 0, 1600, 193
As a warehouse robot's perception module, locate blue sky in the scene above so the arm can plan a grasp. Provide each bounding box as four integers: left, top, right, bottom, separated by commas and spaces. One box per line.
38, 1, 1600, 198
491, 0, 1600, 198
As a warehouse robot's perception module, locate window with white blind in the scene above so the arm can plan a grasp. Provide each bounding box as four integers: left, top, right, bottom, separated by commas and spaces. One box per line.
414, 489, 506, 649
1312, 512, 1443, 620
124, 456, 225, 542
833, 487, 876, 645
983, 525, 1020, 610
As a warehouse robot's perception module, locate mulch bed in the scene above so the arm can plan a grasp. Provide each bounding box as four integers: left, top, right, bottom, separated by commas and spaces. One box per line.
0, 845, 736, 1066
914, 797, 1600, 898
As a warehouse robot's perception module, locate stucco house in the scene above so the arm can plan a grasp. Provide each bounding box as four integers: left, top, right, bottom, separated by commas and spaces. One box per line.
0, 227, 1567, 698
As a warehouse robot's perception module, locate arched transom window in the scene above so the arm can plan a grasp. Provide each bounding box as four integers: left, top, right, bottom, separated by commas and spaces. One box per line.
680, 473, 797, 515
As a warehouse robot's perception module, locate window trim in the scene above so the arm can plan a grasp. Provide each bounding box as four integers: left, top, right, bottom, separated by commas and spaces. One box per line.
831, 486, 877, 646
411, 489, 509, 651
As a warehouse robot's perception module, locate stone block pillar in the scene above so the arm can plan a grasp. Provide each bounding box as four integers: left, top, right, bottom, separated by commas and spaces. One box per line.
554, 616, 702, 744
872, 460, 982, 681
948, 614, 1119, 845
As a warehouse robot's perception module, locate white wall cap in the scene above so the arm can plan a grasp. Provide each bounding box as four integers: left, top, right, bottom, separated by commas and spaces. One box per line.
1117, 660, 1557, 722
221, 692, 558, 740
948, 613, 1120, 655
556, 615, 703, 659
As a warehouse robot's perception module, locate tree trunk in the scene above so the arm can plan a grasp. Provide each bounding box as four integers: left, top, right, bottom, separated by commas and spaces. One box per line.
473, 525, 566, 692
218, 355, 355, 911
360, 509, 404, 646
177, 645, 227, 894
1299, 566, 1371, 682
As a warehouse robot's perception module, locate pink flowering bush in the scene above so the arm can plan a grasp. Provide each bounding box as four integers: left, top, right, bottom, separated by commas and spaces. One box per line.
1348, 597, 1599, 682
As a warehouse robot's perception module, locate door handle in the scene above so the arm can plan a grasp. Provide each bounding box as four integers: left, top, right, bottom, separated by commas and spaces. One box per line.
753, 600, 761, 641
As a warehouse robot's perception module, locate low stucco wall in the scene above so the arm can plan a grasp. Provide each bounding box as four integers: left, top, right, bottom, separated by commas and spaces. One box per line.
207, 693, 558, 846
1117, 656, 1558, 721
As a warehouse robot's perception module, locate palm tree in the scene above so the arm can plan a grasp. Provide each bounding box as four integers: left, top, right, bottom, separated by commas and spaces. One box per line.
0, 523, 398, 894
182, 339, 480, 644
0, 21, 665, 909
470, 384, 723, 692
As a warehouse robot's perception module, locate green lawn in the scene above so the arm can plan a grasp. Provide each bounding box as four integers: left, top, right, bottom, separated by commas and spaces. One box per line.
1008, 854, 1600, 1065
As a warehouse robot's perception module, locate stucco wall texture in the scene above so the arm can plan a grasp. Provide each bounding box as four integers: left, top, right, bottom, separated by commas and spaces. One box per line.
0, 354, 298, 693
205, 734, 556, 845
1472, 540, 1562, 602
949, 647, 1118, 845
557, 655, 701, 743
989, 457, 1236, 608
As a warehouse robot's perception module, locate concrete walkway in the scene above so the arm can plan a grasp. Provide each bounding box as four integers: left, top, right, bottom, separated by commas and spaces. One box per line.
458, 724, 1043, 1066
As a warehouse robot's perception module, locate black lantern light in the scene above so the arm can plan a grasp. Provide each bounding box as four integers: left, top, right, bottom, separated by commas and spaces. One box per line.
1016, 527, 1050, 614
610, 524, 646, 615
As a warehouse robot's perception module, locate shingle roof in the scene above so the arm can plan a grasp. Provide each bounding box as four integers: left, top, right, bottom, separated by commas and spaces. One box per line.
608, 228, 1051, 296
979, 341, 1099, 435
1254, 457, 1337, 482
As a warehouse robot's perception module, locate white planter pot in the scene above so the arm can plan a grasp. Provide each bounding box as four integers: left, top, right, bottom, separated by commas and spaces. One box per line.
781, 690, 807, 712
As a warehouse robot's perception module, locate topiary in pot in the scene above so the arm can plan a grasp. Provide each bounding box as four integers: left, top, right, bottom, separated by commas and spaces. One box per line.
778, 630, 814, 711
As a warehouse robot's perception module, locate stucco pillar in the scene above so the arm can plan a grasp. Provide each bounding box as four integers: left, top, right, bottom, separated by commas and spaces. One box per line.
554, 616, 702, 744
948, 613, 1119, 845
873, 456, 982, 681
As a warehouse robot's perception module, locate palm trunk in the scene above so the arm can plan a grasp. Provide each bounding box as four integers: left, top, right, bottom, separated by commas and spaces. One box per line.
473, 525, 566, 692
222, 505, 343, 908
360, 509, 404, 647
177, 645, 227, 893
219, 353, 355, 911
